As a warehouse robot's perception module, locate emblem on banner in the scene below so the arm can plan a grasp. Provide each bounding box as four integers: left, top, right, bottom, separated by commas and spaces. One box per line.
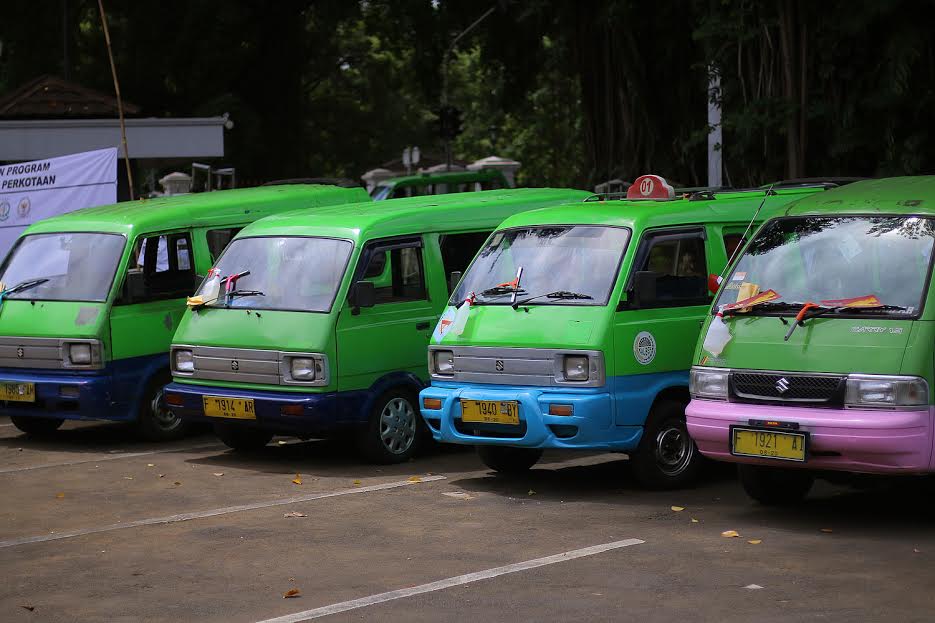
17, 198, 30, 219
0, 202, 9, 222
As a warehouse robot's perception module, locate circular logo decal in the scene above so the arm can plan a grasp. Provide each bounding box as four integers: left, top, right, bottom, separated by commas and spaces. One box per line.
231, 360, 239, 371
0, 202, 9, 222
17, 197, 30, 219
639, 177, 655, 196
633, 331, 656, 365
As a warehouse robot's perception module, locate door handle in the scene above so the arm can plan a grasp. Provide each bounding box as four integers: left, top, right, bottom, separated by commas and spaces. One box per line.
416, 321, 431, 330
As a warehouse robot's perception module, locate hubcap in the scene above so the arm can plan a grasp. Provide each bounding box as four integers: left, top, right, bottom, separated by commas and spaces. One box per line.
379, 397, 416, 455
654, 423, 694, 477
151, 388, 181, 431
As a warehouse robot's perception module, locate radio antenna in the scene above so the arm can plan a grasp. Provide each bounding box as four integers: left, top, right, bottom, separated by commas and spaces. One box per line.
715, 184, 775, 287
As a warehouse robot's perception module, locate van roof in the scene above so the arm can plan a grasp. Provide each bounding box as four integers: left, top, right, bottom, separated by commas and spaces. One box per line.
783, 176, 935, 217
491, 186, 824, 232
24, 184, 369, 237
377, 168, 506, 187
238, 188, 593, 241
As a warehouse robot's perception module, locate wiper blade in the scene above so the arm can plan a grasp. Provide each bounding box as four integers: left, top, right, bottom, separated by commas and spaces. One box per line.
512, 290, 593, 309
3, 278, 49, 297
479, 285, 528, 297
225, 289, 264, 307
837, 304, 908, 314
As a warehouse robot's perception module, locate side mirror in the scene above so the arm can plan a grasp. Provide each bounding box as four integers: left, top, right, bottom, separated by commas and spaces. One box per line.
707, 273, 722, 295
631, 271, 657, 308
448, 270, 462, 293
349, 280, 376, 315
124, 270, 146, 303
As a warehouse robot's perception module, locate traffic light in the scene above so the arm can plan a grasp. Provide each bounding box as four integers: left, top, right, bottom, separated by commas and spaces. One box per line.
434, 105, 464, 141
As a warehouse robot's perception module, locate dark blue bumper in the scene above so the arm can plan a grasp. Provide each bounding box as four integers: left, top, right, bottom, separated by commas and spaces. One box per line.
165, 382, 355, 437
0, 368, 115, 421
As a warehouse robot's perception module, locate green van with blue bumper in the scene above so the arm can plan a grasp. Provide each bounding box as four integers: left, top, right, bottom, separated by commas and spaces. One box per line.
163, 188, 590, 463
420, 175, 830, 488
0, 184, 367, 439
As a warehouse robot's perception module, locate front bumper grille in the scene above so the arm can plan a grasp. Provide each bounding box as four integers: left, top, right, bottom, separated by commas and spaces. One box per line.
729, 371, 845, 407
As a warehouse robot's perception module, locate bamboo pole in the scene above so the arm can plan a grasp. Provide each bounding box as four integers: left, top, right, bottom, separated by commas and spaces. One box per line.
97, 0, 134, 200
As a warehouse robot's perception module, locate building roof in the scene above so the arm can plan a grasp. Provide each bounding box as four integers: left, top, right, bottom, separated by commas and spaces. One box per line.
0, 75, 141, 118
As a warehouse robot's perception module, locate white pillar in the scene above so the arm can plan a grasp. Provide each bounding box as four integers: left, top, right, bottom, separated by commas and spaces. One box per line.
707, 67, 723, 188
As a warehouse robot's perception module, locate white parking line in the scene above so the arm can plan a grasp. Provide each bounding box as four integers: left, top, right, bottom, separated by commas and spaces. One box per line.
0, 443, 225, 474
0, 475, 445, 549
257, 538, 645, 623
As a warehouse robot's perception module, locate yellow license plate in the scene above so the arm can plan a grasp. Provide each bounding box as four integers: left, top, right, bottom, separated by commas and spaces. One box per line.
731, 427, 807, 462
460, 400, 519, 425
202, 396, 256, 420
0, 382, 35, 402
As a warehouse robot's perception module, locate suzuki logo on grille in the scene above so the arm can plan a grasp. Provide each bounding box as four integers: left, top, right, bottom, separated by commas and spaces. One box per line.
16, 347, 24, 359
231, 360, 240, 371
775, 377, 790, 393
495, 360, 504, 372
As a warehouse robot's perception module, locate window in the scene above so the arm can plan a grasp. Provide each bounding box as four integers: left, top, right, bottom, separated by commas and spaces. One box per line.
206, 228, 243, 263
439, 231, 493, 293
359, 239, 426, 304
723, 233, 747, 262
124, 232, 196, 302
636, 229, 708, 305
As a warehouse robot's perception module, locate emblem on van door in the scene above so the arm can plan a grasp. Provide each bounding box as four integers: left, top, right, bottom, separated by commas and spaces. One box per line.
495, 360, 504, 372
231, 360, 239, 371
633, 331, 656, 365
16, 347, 24, 359
775, 377, 790, 394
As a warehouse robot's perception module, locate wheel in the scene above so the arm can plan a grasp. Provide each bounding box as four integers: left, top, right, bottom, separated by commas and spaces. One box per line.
357, 388, 423, 464
631, 400, 702, 489
10, 416, 63, 436
476, 445, 543, 474
214, 423, 274, 452
738, 464, 814, 505
135, 374, 190, 441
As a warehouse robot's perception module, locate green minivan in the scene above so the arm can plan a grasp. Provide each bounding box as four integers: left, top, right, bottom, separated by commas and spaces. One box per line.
164, 187, 590, 462
420, 175, 830, 489
0, 184, 367, 439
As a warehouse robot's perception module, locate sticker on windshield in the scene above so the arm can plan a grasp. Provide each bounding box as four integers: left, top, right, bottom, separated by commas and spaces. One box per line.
838, 235, 862, 261
731, 272, 746, 281
633, 331, 656, 365
432, 307, 457, 344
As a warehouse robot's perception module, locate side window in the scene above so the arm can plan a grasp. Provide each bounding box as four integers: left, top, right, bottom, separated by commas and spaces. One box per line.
359, 239, 427, 304
439, 231, 493, 293
636, 229, 708, 305
206, 228, 243, 263
125, 232, 196, 302
723, 233, 746, 261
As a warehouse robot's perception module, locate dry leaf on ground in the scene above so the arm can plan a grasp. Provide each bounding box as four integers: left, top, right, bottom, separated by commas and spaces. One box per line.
283, 511, 307, 518
820, 528, 833, 533
173, 481, 181, 486
353, 479, 362, 486
20, 604, 35, 611
748, 539, 762, 545
292, 474, 302, 485
721, 530, 741, 538
407, 476, 422, 483
690, 518, 699, 523
146, 463, 155, 467
213, 472, 224, 477
283, 588, 301, 599
55, 492, 65, 499
671, 506, 685, 512
527, 489, 536, 496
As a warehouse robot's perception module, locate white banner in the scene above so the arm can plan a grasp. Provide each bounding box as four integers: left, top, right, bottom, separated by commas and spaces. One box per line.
0, 147, 117, 260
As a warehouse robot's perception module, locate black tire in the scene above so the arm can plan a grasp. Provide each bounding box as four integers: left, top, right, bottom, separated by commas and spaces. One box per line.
631, 399, 702, 490
738, 464, 814, 505
135, 374, 190, 441
214, 423, 274, 452
357, 388, 424, 464
476, 446, 543, 474
10, 415, 64, 436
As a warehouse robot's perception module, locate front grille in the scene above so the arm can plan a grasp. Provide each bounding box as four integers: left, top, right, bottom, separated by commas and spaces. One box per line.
429, 345, 604, 388
730, 371, 845, 406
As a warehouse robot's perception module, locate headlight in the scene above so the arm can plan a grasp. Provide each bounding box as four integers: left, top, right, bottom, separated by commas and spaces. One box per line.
690, 367, 729, 400
433, 350, 454, 376
68, 343, 92, 365
174, 349, 194, 373
563, 355, 589, 381
845, 374, 928, 408
290, 357, 317, 381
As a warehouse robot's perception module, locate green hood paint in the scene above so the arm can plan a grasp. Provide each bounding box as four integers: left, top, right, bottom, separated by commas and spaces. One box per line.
176, 307, 333, 354
439, 304, 610, 349
0, 300, 107, 339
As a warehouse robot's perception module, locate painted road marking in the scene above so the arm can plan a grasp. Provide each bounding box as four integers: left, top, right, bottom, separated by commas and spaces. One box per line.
0, 443, 225, 474
257, 538, 644, 623
0, 475, 445, 549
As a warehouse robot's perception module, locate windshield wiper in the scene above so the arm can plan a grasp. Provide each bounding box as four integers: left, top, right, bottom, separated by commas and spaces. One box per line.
225, 289, 264, 307
782, 301, 908, 341
512, 290, 593, 309
2, 278, 49, 298
478, 285, 528, 297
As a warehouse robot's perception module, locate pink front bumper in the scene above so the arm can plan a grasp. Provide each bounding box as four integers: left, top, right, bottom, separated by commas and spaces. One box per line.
686, 399, 935, 474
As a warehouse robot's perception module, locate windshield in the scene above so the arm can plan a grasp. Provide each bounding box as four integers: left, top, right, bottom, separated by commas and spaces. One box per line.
452, 226, 631, 306
716, 216, 935, 316
371, 184, 393, 201
0, 232, 125, 302
196, 236, 352, 312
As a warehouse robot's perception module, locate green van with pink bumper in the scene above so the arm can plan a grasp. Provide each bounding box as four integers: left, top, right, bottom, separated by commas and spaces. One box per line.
0, 184, 367, 439
686, 177, 935, 503
163, 188, 590, 463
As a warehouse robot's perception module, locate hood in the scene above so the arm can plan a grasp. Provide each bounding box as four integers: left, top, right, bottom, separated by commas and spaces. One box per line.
435, 304, 610, 349
173, 307, 334, 354
697, 313, 914, 374
0, 300, 108, 339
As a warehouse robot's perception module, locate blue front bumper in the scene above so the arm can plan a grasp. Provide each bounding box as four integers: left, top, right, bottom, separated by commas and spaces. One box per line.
420, 381, 641, 451
165, 382, 352, 437
0, 368, 115, 421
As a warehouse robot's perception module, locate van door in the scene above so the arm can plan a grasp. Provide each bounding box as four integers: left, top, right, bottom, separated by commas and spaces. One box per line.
612, 226, 712, 425
335, 236, 437, 395
109, 231, 198, 407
